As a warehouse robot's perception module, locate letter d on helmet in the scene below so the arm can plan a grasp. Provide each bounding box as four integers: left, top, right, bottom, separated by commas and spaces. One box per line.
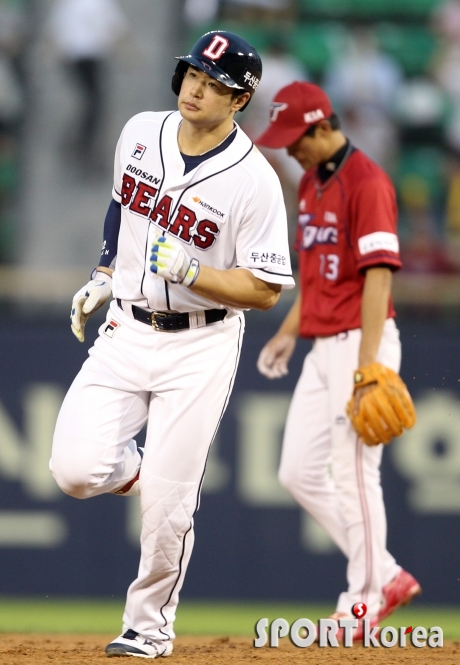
171, 31, 262, 111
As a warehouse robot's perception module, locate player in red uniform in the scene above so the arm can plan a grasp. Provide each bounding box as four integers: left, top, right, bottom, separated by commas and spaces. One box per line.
256, 82, 421, 636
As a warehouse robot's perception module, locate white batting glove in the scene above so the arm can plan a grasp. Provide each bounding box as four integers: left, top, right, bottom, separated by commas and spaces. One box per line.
70, 271, 112, 343
257, 334, 297, 379
150, 234, 200, 287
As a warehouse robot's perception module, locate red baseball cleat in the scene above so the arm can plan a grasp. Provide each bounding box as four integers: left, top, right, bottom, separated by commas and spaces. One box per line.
378, 569, 422, 622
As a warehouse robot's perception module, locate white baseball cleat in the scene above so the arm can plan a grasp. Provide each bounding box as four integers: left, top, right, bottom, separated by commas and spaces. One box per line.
105, 629, 173, 658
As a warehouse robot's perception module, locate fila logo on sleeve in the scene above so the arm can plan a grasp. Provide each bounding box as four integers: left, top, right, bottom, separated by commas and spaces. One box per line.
202, 35, 229, 60
132, 144, 146, 160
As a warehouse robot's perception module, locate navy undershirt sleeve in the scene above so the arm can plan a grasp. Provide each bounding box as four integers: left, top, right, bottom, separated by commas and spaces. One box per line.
99, 198, 121, 268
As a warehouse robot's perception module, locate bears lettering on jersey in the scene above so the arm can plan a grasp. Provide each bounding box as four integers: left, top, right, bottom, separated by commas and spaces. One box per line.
167, 207, 219, 249
151, 195, 172, 229
194, 220, 220, 249
168, 204, 197, 243
121, 173, 136, 206
130, 182, 158, 217
121, 172, 220, 250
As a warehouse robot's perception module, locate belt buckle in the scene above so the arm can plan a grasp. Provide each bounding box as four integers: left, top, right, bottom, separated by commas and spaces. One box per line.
151, 311, 167, 331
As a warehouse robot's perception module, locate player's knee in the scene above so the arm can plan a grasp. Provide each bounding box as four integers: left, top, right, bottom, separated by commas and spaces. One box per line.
49, 451, 96, 499
51, 469, 93, 499
278, 463, 294, 490
278, 459, 315, 489
278, 461, 304, 495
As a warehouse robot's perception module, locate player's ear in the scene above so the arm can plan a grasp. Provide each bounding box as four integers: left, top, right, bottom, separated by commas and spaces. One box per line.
232, 91, 251, 113
316, 119, 333, 136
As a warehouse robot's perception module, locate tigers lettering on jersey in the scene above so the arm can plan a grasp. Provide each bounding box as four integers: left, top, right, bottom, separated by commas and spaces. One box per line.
298, 212, 338, 249
121, 171, 220, 250
299, 213, 315, 226
301, 225, 338, 249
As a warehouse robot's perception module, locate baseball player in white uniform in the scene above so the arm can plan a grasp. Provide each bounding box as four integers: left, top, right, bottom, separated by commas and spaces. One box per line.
50, 32, 294, 658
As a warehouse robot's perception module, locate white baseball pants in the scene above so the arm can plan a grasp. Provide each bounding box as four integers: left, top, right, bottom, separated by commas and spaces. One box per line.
51, 301, 244, 642
278, 319, 402, 619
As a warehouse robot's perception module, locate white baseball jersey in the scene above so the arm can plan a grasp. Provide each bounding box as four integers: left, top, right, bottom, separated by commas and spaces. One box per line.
111, 110, 295, 312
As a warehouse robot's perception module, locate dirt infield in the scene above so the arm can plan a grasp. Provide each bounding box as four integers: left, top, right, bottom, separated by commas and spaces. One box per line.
0, 634, 458, 664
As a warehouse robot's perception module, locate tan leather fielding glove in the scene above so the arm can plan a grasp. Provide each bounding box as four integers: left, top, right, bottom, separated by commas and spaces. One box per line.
346, 362, 416, 446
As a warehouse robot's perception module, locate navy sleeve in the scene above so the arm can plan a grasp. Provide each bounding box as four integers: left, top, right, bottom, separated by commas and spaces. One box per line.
99, 199, 121, 268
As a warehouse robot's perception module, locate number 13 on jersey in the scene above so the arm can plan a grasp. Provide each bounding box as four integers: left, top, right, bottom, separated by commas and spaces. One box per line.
319, 253, 339, 280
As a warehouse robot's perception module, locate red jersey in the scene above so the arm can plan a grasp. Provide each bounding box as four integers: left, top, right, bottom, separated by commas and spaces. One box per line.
295, 146, 401, 338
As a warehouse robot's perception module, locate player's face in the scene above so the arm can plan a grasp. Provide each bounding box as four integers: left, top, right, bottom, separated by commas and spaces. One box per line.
286, 126, 331, 171
178, 67, 249, 127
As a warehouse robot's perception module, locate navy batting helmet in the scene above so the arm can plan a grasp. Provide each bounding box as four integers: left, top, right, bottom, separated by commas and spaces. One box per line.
172, 31, 262, 109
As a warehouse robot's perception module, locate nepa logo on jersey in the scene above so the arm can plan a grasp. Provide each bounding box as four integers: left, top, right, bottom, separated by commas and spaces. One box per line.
132, 143, 146, 160
304, 109, 324, 124
189, 194, 228, 223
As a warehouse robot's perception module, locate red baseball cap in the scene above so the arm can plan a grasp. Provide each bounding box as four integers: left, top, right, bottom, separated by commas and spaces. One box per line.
255, 81, 334, 149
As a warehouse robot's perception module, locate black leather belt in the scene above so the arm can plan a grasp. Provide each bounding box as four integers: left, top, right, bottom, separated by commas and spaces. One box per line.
117, 299, 226, 332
